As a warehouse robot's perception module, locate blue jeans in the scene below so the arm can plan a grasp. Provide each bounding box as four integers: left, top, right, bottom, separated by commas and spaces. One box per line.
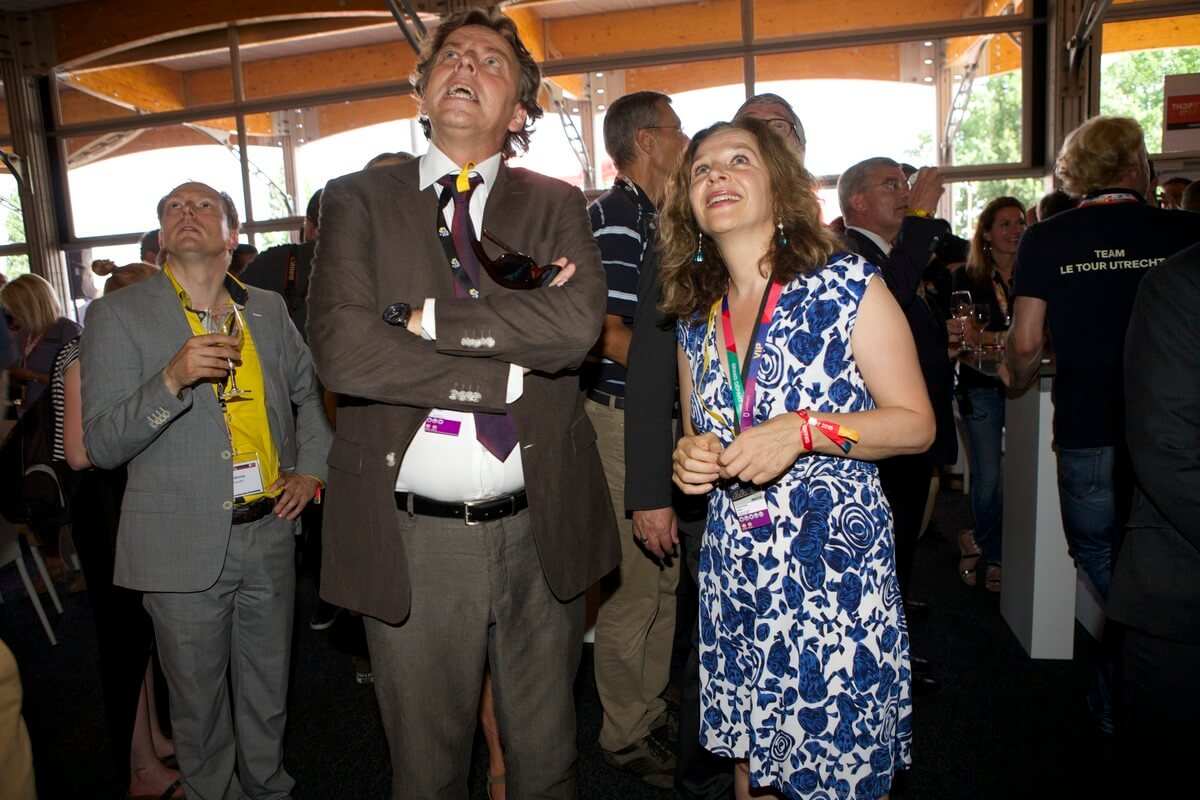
959, 387, 1005, 565
1056, 446, 1121, 600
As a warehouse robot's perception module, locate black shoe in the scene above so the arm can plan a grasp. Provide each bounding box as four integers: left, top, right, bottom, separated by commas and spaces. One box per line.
911, 655, 934, 673
652, 697, 680, 748
912, 674, 941, 695
309, 600, 342, 631
603, 731, 676, 789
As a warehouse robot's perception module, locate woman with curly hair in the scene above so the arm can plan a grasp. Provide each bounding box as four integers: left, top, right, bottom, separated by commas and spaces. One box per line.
662, 118, 934, 800
951, 196, 1026, 592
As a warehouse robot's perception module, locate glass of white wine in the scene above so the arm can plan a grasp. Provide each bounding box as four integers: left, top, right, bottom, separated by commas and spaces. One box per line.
950, 290, 973, 352
204, 303, 250, 400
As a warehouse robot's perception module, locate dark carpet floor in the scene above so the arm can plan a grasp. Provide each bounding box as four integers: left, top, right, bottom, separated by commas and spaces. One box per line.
1, 487, 1122, 800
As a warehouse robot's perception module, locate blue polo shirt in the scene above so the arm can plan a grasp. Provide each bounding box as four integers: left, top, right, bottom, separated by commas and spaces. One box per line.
582, 177, 657, 398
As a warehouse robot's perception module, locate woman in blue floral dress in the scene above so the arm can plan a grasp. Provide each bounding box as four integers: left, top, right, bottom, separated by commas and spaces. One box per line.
656, 118, 936, 800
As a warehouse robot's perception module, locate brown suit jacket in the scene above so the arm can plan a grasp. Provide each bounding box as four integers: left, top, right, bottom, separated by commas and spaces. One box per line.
308, 158, 620, 624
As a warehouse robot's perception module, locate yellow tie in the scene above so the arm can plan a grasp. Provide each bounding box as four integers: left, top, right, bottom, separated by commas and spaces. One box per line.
456, 162, 476, 193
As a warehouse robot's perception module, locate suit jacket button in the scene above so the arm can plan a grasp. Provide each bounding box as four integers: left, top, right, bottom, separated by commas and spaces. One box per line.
222, 450, 232, 460
222, 501, 233, 510
386, 452, 397, 467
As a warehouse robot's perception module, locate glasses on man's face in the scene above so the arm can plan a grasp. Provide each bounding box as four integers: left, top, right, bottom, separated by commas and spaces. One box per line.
760, 117, 798, 137
643, 124, 685, 135
470, 230, 562, 290
863, 177, 908, 193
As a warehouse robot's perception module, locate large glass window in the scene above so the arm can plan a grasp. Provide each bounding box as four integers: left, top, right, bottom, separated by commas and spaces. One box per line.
41, 8, 1044, 261
1100, 13, 1200, 154
945, 177, 1043, 239
756, 30, 1025, 178
291, 95, 424, 201
1, 148, 29, 281
64, 117, 247, 240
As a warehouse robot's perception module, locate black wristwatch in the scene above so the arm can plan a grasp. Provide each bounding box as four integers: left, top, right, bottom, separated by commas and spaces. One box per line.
382, 302, 412, 328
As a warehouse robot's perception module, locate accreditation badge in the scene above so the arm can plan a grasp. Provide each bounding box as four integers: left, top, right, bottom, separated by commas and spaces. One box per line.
731, 484, 771, 533
232, 451, 265, 498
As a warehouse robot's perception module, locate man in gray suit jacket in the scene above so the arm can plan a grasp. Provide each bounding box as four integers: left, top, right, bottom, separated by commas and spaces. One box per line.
308, 8, 618, 799
82, 181, 332, 800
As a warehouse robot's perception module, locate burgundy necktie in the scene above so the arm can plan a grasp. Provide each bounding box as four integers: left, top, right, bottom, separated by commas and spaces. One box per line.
437, 171, 519, 461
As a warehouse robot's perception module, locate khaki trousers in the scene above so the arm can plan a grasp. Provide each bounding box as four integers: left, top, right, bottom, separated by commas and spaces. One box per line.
586, 397, 680, 752
0, 640, 36, 800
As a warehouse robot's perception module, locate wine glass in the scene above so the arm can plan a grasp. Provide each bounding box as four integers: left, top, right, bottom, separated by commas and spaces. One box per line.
204, 303, 250, 400
950, 290, 973, 351
971, 304, 992, 352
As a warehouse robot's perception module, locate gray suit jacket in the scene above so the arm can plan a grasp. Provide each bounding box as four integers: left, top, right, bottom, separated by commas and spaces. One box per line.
81, 270, 332, 593
308, 158, 620, 624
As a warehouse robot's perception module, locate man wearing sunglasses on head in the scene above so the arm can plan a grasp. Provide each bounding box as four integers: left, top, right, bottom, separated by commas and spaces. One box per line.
307, 8, 619, 799
583, 90, 689, 789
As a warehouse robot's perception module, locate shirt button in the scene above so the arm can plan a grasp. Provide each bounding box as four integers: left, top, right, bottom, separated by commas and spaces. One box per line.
222, 501, 233, 510
222, 451, 232, 460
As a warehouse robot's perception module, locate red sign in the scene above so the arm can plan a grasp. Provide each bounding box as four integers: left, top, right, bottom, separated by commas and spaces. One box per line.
1166, 93, 1200, 131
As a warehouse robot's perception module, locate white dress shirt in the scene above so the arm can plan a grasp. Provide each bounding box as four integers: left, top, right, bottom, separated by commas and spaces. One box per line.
395, 144, 525, 502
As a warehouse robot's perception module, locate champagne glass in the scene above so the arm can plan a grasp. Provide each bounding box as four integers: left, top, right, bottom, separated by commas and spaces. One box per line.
950, 290, 973, 351
971, 304, 992, 352
204, 303, 250, 400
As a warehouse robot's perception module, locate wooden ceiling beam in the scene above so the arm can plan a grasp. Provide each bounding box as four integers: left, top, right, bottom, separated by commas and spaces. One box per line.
51, 0, 392, 67
75, 18, 396, 72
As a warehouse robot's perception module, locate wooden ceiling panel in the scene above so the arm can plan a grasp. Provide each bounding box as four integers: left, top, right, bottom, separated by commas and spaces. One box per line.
51, 0, 392, 67
543, 0, 741, 60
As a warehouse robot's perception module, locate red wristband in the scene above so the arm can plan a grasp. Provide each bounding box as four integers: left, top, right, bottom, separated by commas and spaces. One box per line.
795, 409, 813, 451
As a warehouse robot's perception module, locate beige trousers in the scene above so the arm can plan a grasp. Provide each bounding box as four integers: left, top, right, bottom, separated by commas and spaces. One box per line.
586, 397, 680, 752
0, 639, 36, 800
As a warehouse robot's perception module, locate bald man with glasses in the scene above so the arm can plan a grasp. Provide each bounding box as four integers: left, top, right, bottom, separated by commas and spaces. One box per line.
734, 93, 806, 165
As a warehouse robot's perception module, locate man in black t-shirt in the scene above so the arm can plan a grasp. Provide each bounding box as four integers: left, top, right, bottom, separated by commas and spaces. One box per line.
1006, 116, 1200, 605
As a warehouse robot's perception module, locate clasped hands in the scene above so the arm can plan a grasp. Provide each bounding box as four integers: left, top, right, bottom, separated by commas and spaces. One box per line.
672, 414, 805, 494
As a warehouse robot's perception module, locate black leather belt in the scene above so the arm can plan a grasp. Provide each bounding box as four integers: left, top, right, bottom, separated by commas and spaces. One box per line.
585, 389, 625, 410
395, 491, 528, 526
232, 496, 275, 525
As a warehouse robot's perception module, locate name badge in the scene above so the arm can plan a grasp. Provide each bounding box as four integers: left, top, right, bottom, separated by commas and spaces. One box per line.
731, 485, 771, 532
233, 454, 265, 499
424, 414, 462, 436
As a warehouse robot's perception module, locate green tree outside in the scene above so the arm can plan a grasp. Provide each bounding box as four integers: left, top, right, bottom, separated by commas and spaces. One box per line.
1100, 46, 1200, 154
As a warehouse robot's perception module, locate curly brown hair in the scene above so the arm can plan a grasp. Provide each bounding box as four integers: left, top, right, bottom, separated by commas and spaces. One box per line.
657, 118, 839, 320
411, 8, 543, 160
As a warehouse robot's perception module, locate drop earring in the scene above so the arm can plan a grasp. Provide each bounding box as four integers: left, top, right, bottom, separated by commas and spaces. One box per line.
694, 232, 705, 263
777, 219, 788, 246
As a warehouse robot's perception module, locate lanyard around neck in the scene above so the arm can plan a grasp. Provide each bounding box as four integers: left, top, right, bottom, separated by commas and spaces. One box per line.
718, 281, 783, 434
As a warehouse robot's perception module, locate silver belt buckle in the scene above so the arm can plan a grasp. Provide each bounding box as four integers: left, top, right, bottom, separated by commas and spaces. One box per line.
463, 497, 486, 526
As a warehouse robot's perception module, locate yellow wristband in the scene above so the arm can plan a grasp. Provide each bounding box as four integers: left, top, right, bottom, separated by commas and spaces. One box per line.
907, 207, 934, 219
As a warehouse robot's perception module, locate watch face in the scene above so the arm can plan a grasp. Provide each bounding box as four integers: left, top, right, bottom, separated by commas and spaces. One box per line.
382, 302, 411, 327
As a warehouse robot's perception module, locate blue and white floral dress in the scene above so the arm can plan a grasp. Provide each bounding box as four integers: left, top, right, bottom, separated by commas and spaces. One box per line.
677, 253, 912, 800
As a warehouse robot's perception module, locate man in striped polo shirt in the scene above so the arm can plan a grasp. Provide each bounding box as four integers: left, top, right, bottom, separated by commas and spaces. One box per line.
584, 89, 689, 787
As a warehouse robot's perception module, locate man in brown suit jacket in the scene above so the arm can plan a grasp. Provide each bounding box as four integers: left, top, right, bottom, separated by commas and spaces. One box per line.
307, 8, 619, 799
